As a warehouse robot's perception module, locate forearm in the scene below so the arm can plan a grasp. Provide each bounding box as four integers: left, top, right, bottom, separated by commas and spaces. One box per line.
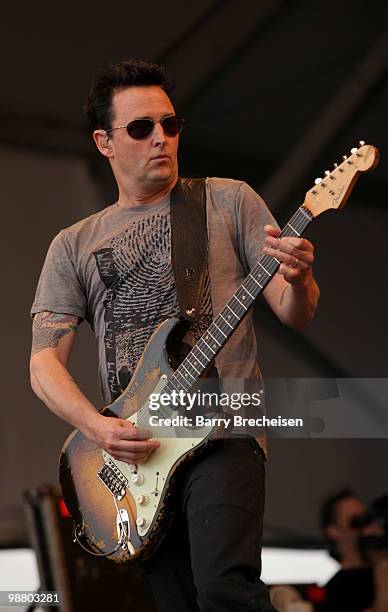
30, 353, 102, 438
262, 224, 320, 329
277, 270, 320, 330
30, 314, 159, 464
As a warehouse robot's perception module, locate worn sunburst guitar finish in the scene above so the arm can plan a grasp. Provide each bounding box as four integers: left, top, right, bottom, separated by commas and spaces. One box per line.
59, 143, 379, 563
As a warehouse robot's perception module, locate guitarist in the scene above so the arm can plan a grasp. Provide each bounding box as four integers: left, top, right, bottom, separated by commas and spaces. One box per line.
30, 59, 319, 612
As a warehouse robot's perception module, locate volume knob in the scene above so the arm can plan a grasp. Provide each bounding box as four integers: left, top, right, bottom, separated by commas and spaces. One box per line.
131, 473, 144, 485
136, 517, 147, 528
136, 494, 149, 506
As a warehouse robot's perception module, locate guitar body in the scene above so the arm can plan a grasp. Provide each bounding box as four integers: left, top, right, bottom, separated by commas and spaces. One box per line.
59, 318, 218, 563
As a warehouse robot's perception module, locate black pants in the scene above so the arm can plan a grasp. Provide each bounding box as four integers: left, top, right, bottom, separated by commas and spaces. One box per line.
141, 438, 275, 611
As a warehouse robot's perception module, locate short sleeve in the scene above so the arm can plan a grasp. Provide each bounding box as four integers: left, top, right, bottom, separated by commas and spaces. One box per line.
235, 182, 279, 274
30, 230, 86, 320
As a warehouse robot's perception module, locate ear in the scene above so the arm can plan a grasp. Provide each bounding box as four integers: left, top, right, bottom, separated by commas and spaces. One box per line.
93, 129, 113, 158
325, 525, 340, 542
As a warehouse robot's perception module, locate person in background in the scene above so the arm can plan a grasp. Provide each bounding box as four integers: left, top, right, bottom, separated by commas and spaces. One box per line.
318, 488, 388, 612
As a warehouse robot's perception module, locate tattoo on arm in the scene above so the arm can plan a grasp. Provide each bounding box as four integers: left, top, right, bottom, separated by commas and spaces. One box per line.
31, 312, 79, 356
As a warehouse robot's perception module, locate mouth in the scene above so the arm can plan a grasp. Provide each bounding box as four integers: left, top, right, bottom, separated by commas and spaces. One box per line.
150, 155, 170, 162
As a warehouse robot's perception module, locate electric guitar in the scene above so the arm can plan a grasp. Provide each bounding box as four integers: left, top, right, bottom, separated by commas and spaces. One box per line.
59, 142, 379, 563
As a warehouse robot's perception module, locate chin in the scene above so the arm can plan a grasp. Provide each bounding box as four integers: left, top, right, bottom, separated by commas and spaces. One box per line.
149, 168, 176, 184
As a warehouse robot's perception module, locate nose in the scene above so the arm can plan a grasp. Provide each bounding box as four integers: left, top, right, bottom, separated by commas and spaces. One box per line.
152, 120, 166, 147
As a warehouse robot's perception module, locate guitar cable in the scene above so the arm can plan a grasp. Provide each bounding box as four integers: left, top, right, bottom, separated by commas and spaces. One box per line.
73, 523, 124, 557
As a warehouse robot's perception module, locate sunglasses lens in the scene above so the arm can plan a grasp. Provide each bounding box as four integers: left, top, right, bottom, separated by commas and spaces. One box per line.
127, 119, 154, 140
126, 116, 184, 139
161, 116, 184, 136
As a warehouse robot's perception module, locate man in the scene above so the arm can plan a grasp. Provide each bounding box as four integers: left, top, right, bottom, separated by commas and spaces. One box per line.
318, 489, 386, 612
30, 59, 319, 611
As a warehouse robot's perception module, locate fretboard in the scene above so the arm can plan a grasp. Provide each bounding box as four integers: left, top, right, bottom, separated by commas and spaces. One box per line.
162, 205, 313, 396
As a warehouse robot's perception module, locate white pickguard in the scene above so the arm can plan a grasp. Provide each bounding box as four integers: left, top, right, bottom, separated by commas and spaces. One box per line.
102, 375, 214, 537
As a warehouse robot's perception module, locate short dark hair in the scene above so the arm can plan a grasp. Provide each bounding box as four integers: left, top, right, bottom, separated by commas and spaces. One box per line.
84, 58, 174, 131
320, 488, 355, 561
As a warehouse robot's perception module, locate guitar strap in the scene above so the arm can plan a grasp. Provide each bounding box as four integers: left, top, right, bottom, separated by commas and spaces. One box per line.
170, 177, 207, 322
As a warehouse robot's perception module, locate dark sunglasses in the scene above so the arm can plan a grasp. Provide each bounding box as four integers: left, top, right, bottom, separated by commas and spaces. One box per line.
106, 114, 185, 140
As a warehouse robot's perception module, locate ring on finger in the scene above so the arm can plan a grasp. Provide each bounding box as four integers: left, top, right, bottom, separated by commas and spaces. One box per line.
293, 257, 299, 268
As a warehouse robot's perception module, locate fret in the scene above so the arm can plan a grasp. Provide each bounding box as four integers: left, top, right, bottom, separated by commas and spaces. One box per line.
226, 304, 240, 320
180, 362, 195, 380
206, 330, 221, 347
242, 285, 255, 300
194, 345, 209, 361
299, 207, 312, 221
273, 257, 281, 264
220, 313, 233, 329
249, 273, 264, 289
188, 353, 205, 369
269, 258, 279, 270
287, 223, 300, 236
185, 358, 201, 375
202, 338, 215, 352
179, 380, 191, 394
281, 210, 312, 237
258, 262, 271, 276
234, 295, 247, 310
238, 292, 248, 305
166, 379, 180, 394
174, 368, 191, 387
213, 322, 227, 338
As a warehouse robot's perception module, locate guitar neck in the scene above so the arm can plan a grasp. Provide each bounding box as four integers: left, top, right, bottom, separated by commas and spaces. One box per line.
164, 205, 314, 395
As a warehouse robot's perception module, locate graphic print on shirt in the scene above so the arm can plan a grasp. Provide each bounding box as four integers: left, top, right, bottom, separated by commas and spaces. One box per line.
94, 210, 212, 402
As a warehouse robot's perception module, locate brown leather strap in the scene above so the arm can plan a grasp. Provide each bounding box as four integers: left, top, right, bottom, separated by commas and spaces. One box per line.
171, 177, 207, 322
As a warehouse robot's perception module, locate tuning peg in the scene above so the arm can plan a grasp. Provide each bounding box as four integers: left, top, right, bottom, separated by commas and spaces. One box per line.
342, 155, 348, 160
359, 140, 365, 146
351, 145, 362, 158
314, 177, 322, 184
333, 163, 338, 168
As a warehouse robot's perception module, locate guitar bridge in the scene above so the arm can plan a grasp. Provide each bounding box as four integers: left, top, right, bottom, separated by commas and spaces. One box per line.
97, 459, 128, 500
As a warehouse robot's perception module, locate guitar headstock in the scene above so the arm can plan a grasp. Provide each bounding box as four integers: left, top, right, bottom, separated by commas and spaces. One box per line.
304, 142, 380, 217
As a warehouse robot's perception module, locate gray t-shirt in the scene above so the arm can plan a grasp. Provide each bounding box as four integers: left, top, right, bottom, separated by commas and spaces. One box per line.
31, 177, 277, 413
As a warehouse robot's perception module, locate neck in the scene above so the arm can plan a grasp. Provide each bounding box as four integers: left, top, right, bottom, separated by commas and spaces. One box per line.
340, 545, 366, 569
117, 175, 178, 208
